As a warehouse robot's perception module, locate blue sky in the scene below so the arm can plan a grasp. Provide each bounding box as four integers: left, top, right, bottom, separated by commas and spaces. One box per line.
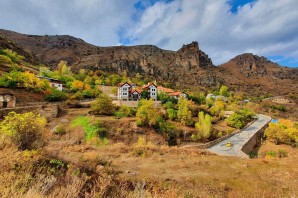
0, 0, 297, 67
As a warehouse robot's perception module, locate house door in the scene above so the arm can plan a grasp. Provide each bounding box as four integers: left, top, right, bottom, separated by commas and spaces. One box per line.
3, 101, 8, 108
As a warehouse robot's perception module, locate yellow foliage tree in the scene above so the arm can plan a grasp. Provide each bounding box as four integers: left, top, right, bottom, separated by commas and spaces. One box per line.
71, 80, 84, 91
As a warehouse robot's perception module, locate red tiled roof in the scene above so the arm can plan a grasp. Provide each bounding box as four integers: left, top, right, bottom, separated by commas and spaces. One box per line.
168, 92, 182, 96
118, 82, 132, 87
143, 83, 157, 89
157, 86, 174, 93
130, 89, 140, 94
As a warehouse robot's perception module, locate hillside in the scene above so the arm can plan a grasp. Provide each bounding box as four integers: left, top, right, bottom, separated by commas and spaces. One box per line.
0, 29, 297, 95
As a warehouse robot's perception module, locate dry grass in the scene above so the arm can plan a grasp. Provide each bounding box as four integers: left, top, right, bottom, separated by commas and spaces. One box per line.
1, 107, 298, 197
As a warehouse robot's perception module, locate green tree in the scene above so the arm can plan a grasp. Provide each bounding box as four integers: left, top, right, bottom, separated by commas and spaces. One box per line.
194, 111, 212, 140
136, 99, 159, 127
226, 113, 245, 129
140, 90, 150, 99
166, 108, 178, 120
0, 112, 46, 150
219, 85, 229, 97
91, 94, 115, 115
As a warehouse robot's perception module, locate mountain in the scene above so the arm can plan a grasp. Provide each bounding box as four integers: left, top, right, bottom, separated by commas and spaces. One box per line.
0, 29, 297, 95
219, 53, 298, 95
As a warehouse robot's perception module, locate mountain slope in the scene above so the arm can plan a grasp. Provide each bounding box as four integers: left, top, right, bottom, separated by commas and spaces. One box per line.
0, 29, 218, 87
219, 53, 298, 95
0, 29, 297, 95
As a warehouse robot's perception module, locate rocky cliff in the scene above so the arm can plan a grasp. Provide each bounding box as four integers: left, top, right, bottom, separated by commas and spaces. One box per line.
0, 29, 218, 86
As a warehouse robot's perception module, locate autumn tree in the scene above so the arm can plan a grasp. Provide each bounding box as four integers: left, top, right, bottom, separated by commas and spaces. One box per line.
91, 94, 115, 115
265, 119, 298, 145
71, 80, 84, 91
136, 99, 159, 127
177, 98, 192, 126
193, 111, 212, 140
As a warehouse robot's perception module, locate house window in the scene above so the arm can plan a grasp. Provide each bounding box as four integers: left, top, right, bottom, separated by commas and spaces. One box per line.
123, 88, 128, 91
152, 88, 155, 91
152, 93, 155, 96
123, 93, 127, 95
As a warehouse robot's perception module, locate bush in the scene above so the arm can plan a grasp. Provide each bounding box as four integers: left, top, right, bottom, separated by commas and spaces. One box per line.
45, 88, 67, 102
114, 106, 136, 118
53, 124, 66, 135
0, 112, 46, 150
91, 94, 115, 115
271, 104, 287, 112
0, 54, 12, 64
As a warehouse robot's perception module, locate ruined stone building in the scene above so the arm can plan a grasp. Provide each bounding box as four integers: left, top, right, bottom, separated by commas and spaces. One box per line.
0, 94, 16, 109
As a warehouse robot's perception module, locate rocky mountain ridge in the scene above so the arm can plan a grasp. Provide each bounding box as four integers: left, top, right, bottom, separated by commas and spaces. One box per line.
0, 29, 297, 95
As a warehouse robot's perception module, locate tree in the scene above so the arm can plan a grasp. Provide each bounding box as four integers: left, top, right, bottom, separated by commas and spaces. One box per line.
166, 108, 178, 120
45, 88, 67, 102
0, 112, 46, 150
140, 90, 150, 99
265, 119, 298, 145
177, 98, 192, 126
194, 111, 212, 140
71, 80, 84, 91
219, 85, 230, 97
91, 94, 115, 115
136, 99, 159, 127
226, 113, 245, 129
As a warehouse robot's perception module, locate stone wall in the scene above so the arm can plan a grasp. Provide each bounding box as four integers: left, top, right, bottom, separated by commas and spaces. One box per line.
0, 104, 59, 120
241, 123, 269, 155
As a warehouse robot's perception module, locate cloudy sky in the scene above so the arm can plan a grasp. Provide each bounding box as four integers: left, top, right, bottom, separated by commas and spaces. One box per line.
0, 0, 297, 67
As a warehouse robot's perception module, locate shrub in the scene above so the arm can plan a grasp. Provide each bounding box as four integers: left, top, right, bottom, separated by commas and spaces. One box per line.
91, 94, 115, 115
271, 104, 287, 112
0, 112, 47, 150
265, 151, 276, 158
45, 88, 67, 102
116, 105, 136, 117
0, 54, 12, 64
53, 124, 66, 135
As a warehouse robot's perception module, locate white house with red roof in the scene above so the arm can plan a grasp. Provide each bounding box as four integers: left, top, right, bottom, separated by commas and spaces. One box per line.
117, 82, 133, 101
117, 82, 157, 101
142, 83, 158, 101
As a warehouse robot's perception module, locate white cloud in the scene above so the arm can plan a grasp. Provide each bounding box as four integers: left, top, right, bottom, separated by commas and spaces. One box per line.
0, 0, 297, 66
127, 0, 298, 65
0, 0, 135, 46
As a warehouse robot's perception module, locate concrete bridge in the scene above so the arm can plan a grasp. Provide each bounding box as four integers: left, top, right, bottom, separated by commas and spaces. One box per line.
208, 114, 271, 158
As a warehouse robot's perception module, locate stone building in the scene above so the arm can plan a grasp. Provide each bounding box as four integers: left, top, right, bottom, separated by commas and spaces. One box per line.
0, 94, 16, 109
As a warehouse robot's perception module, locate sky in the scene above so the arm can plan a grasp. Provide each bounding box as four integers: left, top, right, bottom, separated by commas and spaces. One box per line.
0, 0, 297, 67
